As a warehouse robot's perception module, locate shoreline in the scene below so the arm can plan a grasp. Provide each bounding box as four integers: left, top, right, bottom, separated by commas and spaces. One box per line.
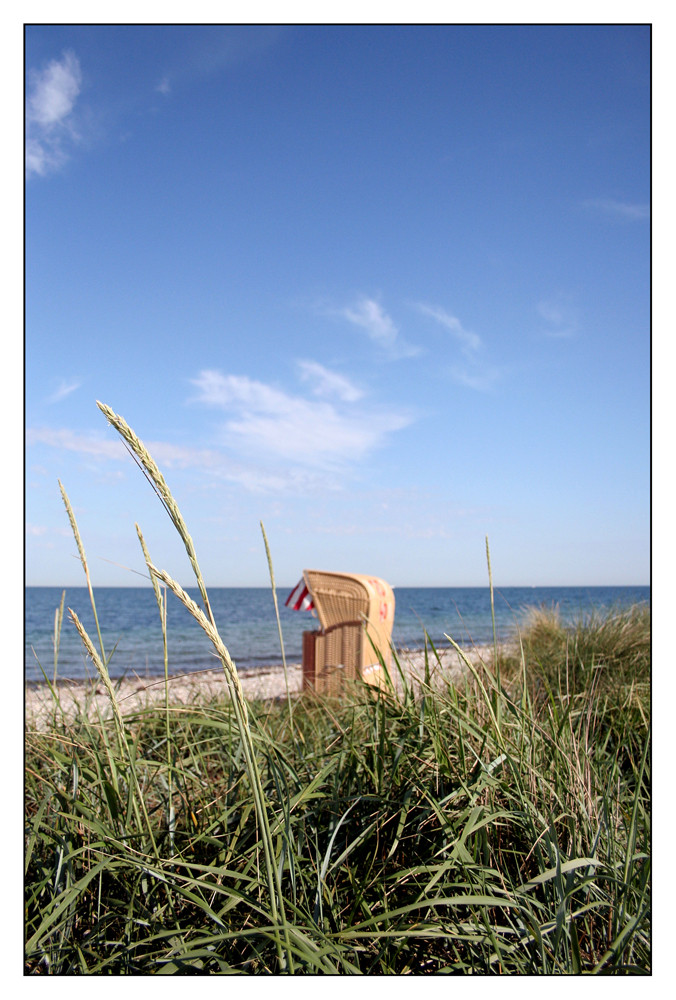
25, 644, 499, 729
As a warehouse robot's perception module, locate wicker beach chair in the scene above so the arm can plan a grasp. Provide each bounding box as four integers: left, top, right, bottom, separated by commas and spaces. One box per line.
300, 570, 395, 695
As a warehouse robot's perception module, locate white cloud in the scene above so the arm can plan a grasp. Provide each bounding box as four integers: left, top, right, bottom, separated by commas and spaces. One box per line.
27, 51, 81, 127
26, 426, 229, 471
25, 425, 335, 495
338, 297, 420, 359
27, 427, 125, 460
26, 50, 83, 178
26, 523, 47, 537
537, 297, 578, 338
28, 362, 412, 495
450, 366, 501, 392
48, 378, 81, 403
416, 302, 501, 391
341, 298, 397, 346
582, 198, 650, 221
415, 303, 482, 355
297, 360, 364, 402
190, 368, 411, 469
155, 76, 171, 95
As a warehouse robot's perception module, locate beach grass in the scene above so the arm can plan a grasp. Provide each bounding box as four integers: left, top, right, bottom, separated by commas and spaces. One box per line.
24, 405, 650, 975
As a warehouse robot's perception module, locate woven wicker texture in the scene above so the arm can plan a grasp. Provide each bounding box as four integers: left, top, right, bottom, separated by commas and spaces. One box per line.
303, 571, 368, 630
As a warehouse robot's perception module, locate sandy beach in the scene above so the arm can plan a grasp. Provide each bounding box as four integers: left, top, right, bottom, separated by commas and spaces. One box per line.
25, 644, 496, 730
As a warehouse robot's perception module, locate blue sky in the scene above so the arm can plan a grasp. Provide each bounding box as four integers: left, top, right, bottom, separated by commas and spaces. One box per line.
25, 24, 650, 588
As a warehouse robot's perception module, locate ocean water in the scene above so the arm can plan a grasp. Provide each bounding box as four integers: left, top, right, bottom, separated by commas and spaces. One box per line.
25, 585, 650, 684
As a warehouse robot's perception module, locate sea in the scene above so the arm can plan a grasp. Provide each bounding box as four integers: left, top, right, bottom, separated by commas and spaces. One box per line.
25, 585, 649, 685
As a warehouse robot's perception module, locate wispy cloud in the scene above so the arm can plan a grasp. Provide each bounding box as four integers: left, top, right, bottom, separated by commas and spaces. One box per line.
449, 366, 501, 392
26, 50, 83, 178
537, 297, 578, 338
27, 427, 125, 461
582, 198, 650, 221
190, 367, 411, 469
28, 362, 412, 495
341, 298, 397, 346
48, 378, 81, 403
188, 26, 284, 77
297, 360, 364, 402
415, 302, 500, 391
25, 426, 334, 494
337, 297, 420, 359
145, 27, 284, 97
415, 303, 482, 356
27, 426, 221, 469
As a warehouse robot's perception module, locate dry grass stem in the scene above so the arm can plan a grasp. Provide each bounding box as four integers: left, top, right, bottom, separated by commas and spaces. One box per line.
96, 401, 214, 626
59, 480, 106, 663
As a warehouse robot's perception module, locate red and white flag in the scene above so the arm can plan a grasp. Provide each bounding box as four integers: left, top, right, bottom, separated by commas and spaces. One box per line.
285, 578, 315, 612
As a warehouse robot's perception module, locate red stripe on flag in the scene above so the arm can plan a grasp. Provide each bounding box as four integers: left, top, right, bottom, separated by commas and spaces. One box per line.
285, 579, 315, 611
285, 580, 302, 607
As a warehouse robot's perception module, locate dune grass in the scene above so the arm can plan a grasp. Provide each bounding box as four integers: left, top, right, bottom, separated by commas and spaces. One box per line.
25, 405, 650, 975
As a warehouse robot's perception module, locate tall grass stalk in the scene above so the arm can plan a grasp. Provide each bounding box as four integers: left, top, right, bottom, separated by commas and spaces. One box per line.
52, 589, 65, 686
96, 401, 293, 971
485, 535, 502, 731
58, 480, 106, 666
136, 524, 174, 850
67, 607, 159, 859
260, 521, 295, 737
95, 404, 214, 627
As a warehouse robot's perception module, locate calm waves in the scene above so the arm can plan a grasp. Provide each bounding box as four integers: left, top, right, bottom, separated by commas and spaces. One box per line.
25, 585, 650, 684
